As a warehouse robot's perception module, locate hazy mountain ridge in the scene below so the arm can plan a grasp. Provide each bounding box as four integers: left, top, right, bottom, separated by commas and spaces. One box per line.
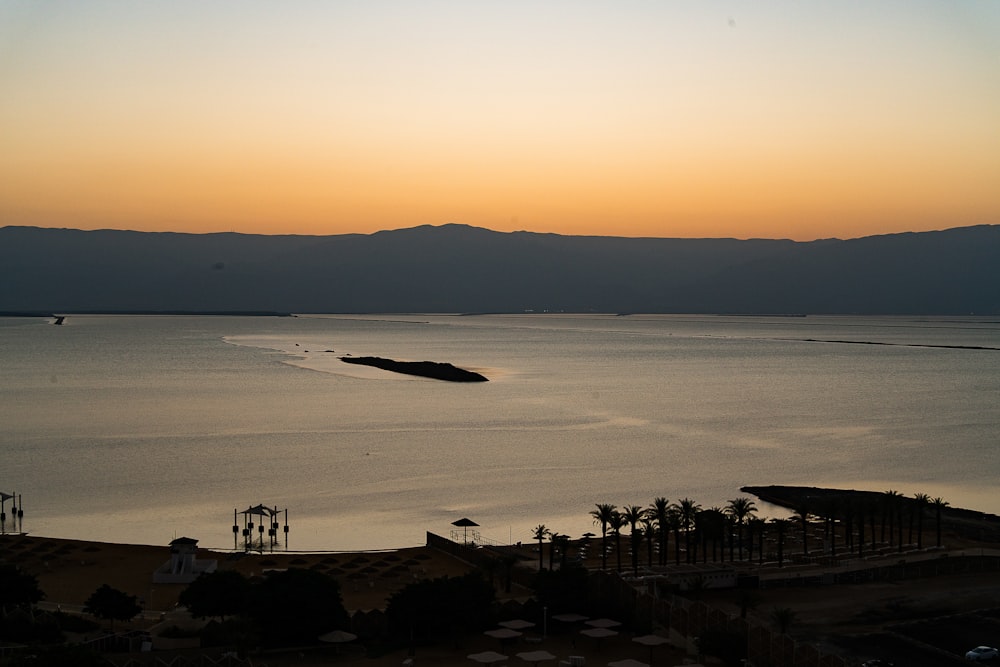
1, 224, 997, 314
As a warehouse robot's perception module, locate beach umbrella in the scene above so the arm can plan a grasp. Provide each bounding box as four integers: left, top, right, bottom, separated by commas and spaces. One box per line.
468, 651, 509, 665
516, 650, 556, 666
452, 517, 479, 544
632, 634, 670, 664
484, 627, 522, 649
552, 613, 588, 624
608, 660, 649, 667
318, 629, 357, 654
319, 629, 357, 644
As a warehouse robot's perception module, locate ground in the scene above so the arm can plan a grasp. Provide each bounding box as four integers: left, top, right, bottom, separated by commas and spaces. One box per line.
4, 489, 1000, 667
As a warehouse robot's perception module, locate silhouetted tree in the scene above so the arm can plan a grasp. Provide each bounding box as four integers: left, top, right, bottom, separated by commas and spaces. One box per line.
793, 503, 811, 557
676, 498, 701, 564
248, 568, 349, 647
931, 496, 949, 548
913, 493, 930, 549
609, 510, 626, 572
725, 496, 757, 560
532, 524, 548, 571
649, 497, 671, 566
386, 573, 494, 645
0, 563, 44, 613
622, 505, 644, 575
772, 518, 787, 567
882, 489, 900, 545
640, 515, 656, 567
84, 584, 141, 631
590, 503, 616, 571
532, 562, 589, 613
178, 569, 251, 622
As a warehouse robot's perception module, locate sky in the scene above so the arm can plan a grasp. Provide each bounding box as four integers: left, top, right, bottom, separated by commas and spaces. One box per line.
1, 2, 998, 241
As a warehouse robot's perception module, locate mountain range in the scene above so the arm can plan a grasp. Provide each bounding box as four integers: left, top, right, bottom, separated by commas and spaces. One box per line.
1, 223, 997, 315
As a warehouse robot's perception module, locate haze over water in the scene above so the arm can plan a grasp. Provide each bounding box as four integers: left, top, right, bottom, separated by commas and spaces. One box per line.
2, 313, 998, 551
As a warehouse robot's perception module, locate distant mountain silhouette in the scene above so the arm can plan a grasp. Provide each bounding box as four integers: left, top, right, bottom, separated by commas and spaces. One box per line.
1, 224, 997, 314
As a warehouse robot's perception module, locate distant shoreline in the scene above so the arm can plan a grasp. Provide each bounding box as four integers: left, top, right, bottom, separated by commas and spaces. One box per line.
742, 484, 1000, 542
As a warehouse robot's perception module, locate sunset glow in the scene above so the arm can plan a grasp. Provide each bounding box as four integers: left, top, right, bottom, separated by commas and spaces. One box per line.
2, 2, 998, 240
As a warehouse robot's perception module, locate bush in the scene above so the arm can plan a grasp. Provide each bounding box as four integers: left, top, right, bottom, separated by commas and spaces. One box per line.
385, 572, 495, 644
248, 568, 350, 647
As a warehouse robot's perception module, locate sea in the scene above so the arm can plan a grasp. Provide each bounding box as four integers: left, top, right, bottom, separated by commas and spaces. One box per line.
2, 313, 998, 552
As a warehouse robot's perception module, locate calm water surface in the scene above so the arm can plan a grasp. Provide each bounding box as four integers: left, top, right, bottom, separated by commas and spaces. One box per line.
2, 314, 998, 551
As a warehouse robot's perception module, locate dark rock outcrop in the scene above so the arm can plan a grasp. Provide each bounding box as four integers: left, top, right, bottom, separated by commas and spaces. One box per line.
340, 356, 488, 382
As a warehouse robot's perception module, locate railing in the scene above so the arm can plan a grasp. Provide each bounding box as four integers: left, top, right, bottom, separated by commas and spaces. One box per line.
448, 529, 508, 547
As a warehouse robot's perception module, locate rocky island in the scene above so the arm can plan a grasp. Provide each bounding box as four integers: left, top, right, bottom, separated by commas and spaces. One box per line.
340, 356, 488, 382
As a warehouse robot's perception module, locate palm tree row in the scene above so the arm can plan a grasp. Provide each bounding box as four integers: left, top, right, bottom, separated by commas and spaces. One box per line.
589, 496, 764, 573
584, 490, 948, 572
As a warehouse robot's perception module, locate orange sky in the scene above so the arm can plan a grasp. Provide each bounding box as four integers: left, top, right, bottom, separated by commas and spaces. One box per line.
1, 2, 998, 241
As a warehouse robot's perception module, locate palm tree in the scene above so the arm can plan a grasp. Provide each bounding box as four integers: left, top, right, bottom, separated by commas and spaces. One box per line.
912, 493, 930, 549
931, 496, 949, 548
842, 499, 855, 555
725, 496, 758, 561
532, 524, 548, 570
771, 518, 787, 567
622, 505, 645, 575
793, 503, 810, 557
676, 498, 701, 564
650, 497, 670, 566
640, 514, 656, 567
667, 507, 683, 565
552, 533, 571, 569
882, 489, 900, 545
749, 517, 767, 565
590, 503, 616, 571
698, 508, 726, 563
610, 510, 626, 572
866, 498, 879, 550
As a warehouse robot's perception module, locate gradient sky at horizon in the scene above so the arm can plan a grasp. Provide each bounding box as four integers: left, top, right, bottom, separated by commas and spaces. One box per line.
2, 1, 999, 241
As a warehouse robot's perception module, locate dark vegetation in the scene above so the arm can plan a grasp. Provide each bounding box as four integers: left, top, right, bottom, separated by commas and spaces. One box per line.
384, 572, 495, 646
178, 567, 350, 648
83, 583, 142, 631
